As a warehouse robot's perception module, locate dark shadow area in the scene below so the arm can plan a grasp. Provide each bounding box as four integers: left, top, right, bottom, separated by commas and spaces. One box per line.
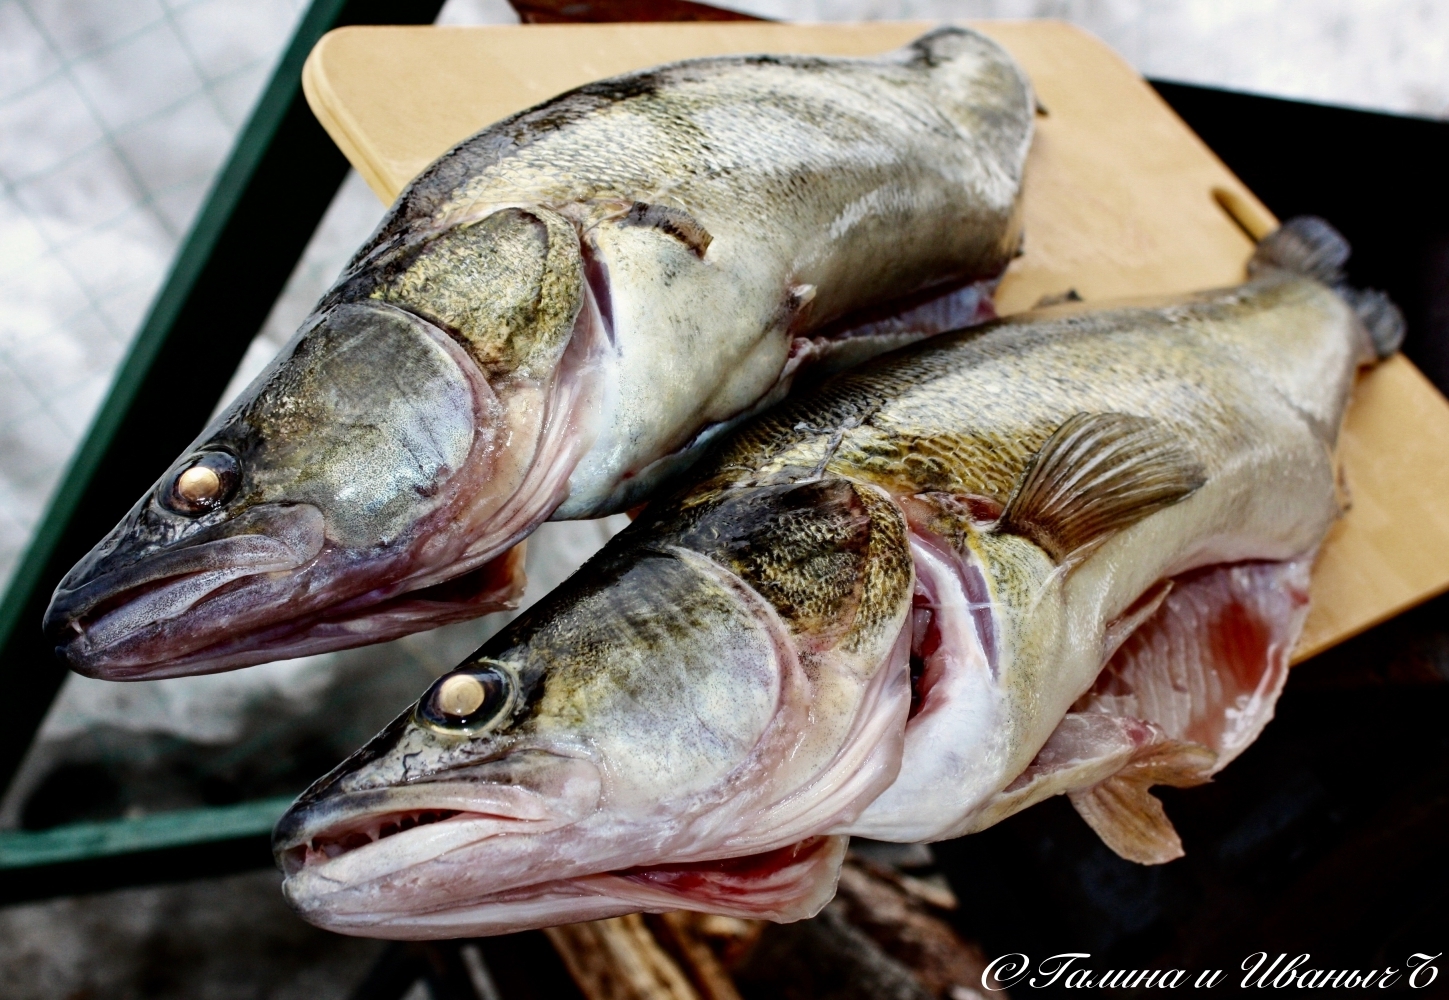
936, 665, 1449, 992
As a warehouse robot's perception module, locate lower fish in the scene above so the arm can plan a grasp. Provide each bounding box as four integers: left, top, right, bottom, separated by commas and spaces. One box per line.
273, 219, 1401, 938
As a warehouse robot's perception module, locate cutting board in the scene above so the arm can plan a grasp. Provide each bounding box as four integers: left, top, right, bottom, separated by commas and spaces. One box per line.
301, 20, 1449, 663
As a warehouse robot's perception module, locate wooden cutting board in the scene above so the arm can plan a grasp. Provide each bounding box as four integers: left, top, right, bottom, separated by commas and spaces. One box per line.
302, 20, 1449, 663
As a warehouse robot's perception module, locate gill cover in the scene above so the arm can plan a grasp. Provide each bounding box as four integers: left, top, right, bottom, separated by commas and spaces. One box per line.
353, 206, 585, 383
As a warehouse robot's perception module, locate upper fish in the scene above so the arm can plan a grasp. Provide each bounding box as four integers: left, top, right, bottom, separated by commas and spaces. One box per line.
271, 219, 1403, 939
42, 25, 1031, 678
44, 26, 1034, 679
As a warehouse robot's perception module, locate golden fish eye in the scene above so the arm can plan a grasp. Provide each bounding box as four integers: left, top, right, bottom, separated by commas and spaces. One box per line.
415, 662, 515, 735
436, 674, 486, 717
162, 451, 240, 516
176, 465, 221, 502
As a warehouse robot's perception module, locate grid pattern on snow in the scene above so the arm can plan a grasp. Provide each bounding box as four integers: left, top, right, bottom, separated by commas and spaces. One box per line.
0, 0, 308, 593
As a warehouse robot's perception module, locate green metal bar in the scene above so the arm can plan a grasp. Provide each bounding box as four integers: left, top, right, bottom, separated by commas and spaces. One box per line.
0, 0, 445, 800
0, 796, 294, 870
0, 0, 343, 727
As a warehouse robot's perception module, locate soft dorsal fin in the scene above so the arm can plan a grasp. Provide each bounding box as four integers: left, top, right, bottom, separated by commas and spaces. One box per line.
1000, 412, 1206, 562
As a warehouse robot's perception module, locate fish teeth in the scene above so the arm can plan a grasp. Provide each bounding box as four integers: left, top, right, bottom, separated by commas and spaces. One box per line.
307, 809, 462, 862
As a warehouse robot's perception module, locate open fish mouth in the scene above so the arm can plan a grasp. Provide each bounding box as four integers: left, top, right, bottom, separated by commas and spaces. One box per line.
282, 807, 465, 870
287, 830, 845, 940
275, 785, 848, 939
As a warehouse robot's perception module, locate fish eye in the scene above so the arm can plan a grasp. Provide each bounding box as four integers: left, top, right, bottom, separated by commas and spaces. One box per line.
414, 661, 515, 735
161, 451, 240, 516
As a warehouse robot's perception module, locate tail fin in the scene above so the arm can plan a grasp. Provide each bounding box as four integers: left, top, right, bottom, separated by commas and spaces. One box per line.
1249, 216, 1349, 282
897, 25, 983, 68
1251, 216, 1405, 358
1338, 285, 1406, 359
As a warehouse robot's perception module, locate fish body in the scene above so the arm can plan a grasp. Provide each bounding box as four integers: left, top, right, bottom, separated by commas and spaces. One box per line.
46, 26, 1033, 679
273, 221, 1401, 937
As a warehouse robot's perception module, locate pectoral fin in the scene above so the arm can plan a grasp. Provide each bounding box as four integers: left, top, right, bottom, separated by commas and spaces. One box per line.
618, 202, 713, 258
1000, 412, 1206, 563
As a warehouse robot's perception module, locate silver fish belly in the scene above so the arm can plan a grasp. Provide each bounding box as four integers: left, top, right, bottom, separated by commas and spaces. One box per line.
271, 220, 1401, 937
44, 26, 1034, 679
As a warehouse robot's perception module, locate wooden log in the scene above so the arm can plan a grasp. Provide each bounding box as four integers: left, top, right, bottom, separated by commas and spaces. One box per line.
546, 915, 701, 1000
647, 911, 748, 1000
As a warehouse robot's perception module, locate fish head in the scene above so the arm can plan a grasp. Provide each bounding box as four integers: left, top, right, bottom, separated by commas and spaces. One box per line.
273, 477, 914, 938
46, 206, 607, 678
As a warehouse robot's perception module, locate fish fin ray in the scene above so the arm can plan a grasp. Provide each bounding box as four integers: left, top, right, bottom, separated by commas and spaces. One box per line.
1249, 216, 1405, 358
1000, 412, 1206, 562
1335, 284, 1405, 358
897, 25, 977, 67
1068, 740, 1217, 865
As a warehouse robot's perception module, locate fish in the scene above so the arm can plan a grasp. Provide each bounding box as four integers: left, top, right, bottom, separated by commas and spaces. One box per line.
43, 25, 1035, 680
273, 217, 1404, 938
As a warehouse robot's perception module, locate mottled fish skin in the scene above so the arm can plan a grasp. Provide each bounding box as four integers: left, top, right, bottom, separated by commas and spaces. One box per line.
273, 223, 1392, 937
44, 26, 1034, 679
333, 23, 1035, 515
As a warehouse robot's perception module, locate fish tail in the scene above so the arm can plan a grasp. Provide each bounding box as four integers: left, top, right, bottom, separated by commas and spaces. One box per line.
1250, 215, 1349, 282
1336, 284, 1405, 359
1252, 216, 1405, 358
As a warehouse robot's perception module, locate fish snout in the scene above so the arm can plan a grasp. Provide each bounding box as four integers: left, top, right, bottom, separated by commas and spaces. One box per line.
45, 503, 325, 678
274, 752, 602, 888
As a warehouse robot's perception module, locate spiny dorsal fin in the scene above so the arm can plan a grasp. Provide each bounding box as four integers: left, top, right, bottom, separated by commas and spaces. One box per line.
1000, 413, 1206, 563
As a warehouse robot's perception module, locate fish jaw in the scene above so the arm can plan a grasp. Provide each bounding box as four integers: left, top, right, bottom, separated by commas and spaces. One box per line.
283, 821, 847, 940
46, 283, 608, 678
53, 543, 528, 681
275, 514, 911, 938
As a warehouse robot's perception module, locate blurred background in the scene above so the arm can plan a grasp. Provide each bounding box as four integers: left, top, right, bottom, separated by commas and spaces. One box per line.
0, 1, 1446, 997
